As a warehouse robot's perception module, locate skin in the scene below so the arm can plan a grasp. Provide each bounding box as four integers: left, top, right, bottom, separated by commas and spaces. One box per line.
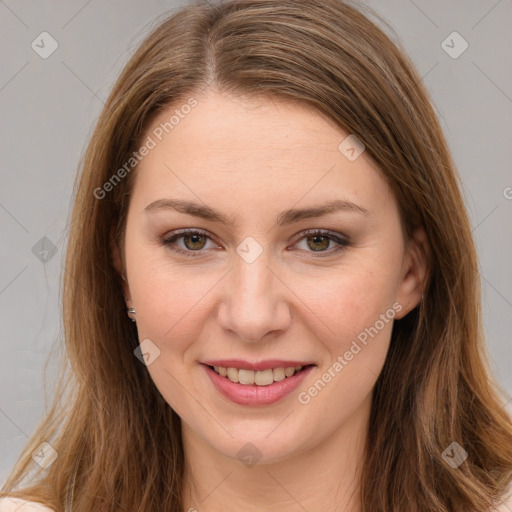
113, 90, 429, 511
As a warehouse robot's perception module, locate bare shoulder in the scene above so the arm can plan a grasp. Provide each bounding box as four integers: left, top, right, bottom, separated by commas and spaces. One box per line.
0, 498, 55, 512
495, 486, 512, 512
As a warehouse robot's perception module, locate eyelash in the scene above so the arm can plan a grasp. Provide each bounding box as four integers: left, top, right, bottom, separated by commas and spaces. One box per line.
160, 228, 349, 258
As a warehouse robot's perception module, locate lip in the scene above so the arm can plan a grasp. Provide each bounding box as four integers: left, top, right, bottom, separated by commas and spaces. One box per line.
201, 363, 315, 406
202, 359, 315, 371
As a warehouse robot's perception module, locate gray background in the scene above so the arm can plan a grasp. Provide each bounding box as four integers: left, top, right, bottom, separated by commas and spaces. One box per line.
1, 0, 511, 485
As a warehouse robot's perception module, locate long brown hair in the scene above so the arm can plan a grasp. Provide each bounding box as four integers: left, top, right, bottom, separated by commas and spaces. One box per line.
2, 1, 512, 510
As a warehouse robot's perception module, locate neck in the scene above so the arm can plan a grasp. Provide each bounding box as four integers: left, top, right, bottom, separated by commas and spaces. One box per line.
181, 394, 371, 512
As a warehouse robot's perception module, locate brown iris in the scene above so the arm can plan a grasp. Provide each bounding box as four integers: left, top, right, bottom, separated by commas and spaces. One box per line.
306, 234, 330, 251
183, 233, 207, 250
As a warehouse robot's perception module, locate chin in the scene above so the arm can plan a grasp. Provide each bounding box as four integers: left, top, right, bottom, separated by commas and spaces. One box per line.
199, 421, 313, 467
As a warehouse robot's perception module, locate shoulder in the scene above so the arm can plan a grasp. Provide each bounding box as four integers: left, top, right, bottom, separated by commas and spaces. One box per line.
495, 485, 512, 512
0, 498, 55, 512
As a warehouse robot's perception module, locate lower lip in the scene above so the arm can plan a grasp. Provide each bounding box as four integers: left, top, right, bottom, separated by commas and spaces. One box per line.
202, 364, 315, 406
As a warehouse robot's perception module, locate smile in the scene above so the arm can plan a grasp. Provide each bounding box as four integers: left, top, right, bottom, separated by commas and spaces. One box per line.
201, 362, 316, 406
210, 365, 305, 385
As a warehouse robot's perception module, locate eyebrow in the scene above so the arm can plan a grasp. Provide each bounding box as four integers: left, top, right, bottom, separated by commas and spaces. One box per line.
144, 198, 370, 227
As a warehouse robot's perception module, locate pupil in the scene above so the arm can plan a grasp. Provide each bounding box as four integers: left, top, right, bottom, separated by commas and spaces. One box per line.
185, 234, 206, 250
308, 235, 329, 251
183, 234, 330, 252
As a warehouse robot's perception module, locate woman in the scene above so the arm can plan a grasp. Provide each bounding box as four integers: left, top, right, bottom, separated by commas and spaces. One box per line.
1, 0, 511, 510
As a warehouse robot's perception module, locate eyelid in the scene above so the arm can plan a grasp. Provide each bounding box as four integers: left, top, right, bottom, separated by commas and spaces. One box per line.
162, 228, 221, 253
161, 228, 349, 258
290, 228, 348, 245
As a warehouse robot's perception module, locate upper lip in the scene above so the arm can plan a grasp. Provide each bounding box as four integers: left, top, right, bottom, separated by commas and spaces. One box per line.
201, 359, 316, 371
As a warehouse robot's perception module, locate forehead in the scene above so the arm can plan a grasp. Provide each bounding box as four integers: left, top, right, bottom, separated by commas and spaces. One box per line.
131, 92, 395, 217
145, 92, 350, 162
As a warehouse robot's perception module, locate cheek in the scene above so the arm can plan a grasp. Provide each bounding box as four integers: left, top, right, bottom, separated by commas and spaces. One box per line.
292, 264, 398, 349
129, 261, 217, 349
126, 256, 220, 418
128, 240, 401, 353
293, 270, 395, 426
288, 257, 400, 413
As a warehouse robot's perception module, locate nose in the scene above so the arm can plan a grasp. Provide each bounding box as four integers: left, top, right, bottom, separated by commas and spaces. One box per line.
217, 251, 292, 343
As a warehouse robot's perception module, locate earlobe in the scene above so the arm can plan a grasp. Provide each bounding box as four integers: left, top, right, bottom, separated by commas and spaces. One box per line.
394, 226, 430, 320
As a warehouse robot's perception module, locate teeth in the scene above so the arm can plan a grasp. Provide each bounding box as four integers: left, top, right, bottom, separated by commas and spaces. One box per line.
273, 367, 286, 382
211, 365, 305, 385
227, 367, 238, 383
254, 369, 273, 386
238, 369, 255, 385
284, 366, 296, 377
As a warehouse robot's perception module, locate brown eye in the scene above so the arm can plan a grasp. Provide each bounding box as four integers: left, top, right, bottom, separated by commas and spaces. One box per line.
183, 233, 207, 251
162, 228, 348, 259
293, 229, 349, 257
306, 234, 331, 251
162, 229, 217, 257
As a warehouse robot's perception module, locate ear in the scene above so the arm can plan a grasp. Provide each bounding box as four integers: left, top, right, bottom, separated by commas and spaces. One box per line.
394, 226, 430, 319
110, 226, 131, 303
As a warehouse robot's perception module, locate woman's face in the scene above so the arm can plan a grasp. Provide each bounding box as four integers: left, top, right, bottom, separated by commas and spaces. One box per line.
119, 91, 425, 464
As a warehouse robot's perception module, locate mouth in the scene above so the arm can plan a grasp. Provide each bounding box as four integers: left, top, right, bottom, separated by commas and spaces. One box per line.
200, 360, 316, 406
206, 363, 314, 386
